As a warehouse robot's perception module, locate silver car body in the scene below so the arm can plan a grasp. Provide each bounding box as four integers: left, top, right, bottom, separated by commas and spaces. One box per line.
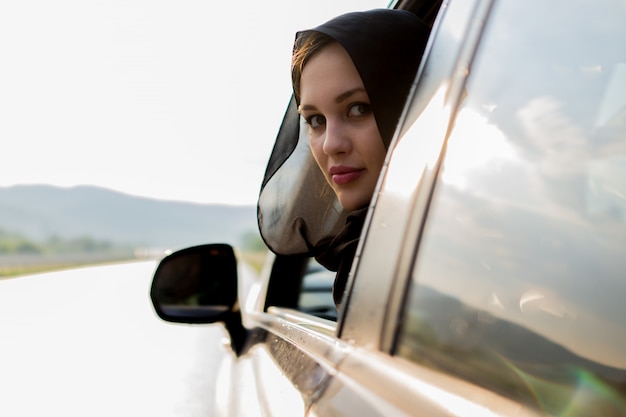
153, 0, 626, 415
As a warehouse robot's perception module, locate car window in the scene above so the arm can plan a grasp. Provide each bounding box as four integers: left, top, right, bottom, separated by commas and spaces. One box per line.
395, 0, 626, 415
298, 259, 337, 321
262, 254, 338, 321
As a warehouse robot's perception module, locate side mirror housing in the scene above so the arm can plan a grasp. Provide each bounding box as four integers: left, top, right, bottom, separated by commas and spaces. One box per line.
150, 244, 238, 324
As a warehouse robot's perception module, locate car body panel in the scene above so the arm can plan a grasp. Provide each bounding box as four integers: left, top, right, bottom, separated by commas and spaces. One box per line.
312, 350, 542, 417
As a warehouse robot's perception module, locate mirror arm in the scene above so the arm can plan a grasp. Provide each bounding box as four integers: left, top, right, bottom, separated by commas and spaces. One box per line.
223, 310, 248, 356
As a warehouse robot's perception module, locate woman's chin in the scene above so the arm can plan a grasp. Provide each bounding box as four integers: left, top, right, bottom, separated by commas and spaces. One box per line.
337, 194, 370, 212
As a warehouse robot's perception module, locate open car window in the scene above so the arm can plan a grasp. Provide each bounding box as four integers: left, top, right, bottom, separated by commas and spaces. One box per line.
298, 259, 337, 321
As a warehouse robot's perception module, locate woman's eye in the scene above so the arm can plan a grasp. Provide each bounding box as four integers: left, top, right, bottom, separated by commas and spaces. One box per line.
348, 103, 371, 117
305, 115, 326, 129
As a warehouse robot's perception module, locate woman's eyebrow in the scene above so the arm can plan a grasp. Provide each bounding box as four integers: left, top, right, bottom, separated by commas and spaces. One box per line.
335, 87, 366, 104
298, 103, 317, 113
299, 87, 368, 113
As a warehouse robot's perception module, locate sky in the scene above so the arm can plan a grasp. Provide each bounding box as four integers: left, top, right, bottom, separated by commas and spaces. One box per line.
0, 0, 388, 206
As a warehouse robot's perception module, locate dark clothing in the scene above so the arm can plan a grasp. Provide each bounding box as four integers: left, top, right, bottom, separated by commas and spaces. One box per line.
315, 208, 367, 306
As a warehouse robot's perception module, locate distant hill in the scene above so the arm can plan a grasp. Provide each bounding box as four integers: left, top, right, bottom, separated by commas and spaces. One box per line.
0, 185, 258, 251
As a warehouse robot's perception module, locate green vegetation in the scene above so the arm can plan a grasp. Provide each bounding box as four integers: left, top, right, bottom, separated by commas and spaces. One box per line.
0, 228, 127, 256
0, 227, 271, 278
0, 229, 41, 254
0, 228, 136, 278
238, 231, 270, 273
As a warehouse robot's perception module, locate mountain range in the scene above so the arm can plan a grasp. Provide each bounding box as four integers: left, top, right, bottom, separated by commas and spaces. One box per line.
0, 185, 258, 251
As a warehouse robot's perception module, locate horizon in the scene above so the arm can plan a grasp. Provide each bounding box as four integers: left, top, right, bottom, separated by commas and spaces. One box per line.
0, 183, 258, 207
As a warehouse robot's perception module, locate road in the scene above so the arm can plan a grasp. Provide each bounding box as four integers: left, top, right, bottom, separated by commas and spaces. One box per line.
0, 260, 230, 417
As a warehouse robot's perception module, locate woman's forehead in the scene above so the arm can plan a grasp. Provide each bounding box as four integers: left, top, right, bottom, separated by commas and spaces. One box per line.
299, 43, 365, 107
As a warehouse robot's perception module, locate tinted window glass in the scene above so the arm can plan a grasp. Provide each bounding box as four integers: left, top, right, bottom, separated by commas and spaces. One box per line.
396, 0, 626, 414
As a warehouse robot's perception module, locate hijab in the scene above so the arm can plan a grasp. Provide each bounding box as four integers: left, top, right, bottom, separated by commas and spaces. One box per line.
257, 9, 429, 262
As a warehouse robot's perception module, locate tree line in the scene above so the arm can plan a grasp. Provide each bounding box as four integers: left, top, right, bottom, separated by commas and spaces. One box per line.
0, 228, 129, 255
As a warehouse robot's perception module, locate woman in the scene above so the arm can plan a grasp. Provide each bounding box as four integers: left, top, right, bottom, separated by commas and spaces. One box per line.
258, 9, 429, 307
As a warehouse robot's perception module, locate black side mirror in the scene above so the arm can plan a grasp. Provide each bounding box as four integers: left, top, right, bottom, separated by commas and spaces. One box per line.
150, 244, 238, 324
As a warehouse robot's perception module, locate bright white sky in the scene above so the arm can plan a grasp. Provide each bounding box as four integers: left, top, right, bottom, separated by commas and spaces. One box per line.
0, 0, 388, 205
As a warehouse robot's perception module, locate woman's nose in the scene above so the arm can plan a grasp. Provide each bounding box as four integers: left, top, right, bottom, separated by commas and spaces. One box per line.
322, 119, 351, 155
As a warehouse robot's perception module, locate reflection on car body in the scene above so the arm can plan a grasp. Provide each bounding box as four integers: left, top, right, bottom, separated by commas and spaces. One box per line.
150, 0, 626, 415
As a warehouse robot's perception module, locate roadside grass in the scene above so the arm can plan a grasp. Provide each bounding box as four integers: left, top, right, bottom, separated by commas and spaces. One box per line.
1, 249, 271, 279
1, 263, 82, 279
0, 255, 148, 279
238, 249, 270, 274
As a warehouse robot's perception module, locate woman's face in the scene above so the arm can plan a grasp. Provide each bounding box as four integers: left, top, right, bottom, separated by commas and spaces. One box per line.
298, 42, 386, 212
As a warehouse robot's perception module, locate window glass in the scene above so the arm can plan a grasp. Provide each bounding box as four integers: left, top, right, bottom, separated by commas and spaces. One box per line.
395, 0, 626, 414
298, 258, 337, 321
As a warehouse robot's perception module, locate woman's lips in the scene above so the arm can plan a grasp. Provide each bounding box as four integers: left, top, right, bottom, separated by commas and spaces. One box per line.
330, 166, 364, 185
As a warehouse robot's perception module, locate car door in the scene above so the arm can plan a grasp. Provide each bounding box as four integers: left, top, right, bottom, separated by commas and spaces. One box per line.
322, 0, 626, 415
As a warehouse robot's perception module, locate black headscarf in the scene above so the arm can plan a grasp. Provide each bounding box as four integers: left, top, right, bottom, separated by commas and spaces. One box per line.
257, 9, 429, 263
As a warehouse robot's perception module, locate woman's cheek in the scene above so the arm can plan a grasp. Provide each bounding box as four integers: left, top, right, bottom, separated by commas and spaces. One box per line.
309, 138, 325, 167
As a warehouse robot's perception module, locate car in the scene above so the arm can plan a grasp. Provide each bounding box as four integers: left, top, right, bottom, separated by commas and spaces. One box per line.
149, 0, 626, 415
